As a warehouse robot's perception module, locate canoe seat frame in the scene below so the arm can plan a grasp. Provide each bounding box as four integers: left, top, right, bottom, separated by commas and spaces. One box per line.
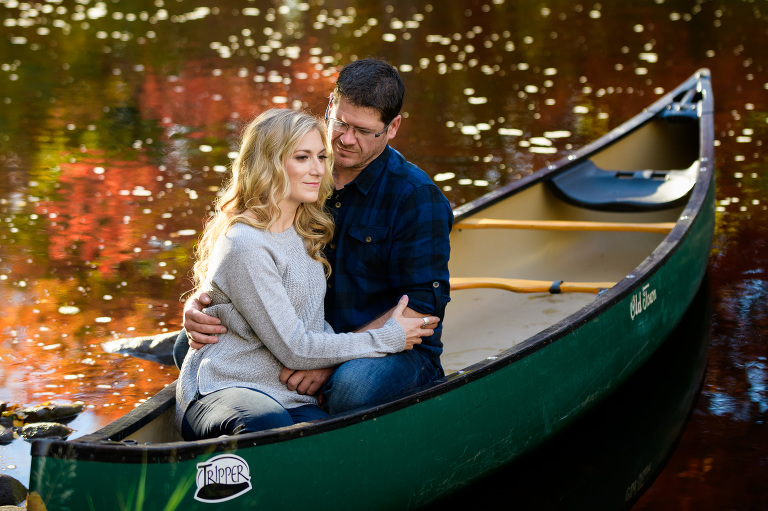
456, 218, 675, 233
450, 277, 618, 295
451, 217, 668, 294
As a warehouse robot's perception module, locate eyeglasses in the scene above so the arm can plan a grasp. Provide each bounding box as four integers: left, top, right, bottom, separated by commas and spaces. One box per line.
324, 95, 394, 139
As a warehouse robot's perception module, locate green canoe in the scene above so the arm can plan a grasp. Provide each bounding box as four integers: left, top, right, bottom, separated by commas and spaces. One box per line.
29, 69, 716, 510
438, 273, 711, 509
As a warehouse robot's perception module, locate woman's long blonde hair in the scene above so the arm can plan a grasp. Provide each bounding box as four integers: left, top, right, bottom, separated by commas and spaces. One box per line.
190, 108, 335, 294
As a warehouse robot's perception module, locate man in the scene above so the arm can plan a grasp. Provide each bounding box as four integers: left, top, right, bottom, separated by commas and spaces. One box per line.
178, 58, 452, 414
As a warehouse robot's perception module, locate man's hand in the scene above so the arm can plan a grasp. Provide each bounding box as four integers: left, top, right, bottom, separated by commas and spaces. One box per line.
183, 291, 227, 349
358, 300, 434, 332
280, 367, 335, 400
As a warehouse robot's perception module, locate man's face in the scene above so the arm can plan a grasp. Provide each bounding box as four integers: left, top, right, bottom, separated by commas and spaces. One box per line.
327, 97, 400, 172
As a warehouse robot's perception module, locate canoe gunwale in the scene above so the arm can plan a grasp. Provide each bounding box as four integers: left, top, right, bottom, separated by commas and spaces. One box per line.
30, 69, 715, 466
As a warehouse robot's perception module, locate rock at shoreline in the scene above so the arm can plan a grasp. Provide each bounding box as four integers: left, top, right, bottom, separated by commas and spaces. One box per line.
20, 422, 74, 440
0, 474, 27, 506
12, 402, 85, 425
0, 427, 17, 445
101, 331, 179, 365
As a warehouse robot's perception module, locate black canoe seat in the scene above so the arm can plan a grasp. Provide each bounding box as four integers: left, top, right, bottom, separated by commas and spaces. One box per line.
548, 159, 700, 212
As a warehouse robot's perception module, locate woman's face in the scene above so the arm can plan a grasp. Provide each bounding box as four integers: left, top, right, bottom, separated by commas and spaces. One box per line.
282, 128, 328, 210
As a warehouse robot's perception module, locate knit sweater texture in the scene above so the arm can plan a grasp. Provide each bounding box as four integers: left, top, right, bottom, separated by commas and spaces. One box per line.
175, 222, 405, 430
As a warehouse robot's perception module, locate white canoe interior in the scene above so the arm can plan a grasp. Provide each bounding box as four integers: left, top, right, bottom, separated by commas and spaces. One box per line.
441, 118, 697, 373
441, 185, 682, 372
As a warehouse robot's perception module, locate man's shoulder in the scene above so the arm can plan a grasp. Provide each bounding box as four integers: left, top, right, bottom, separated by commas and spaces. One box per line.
384, 147, 440, 190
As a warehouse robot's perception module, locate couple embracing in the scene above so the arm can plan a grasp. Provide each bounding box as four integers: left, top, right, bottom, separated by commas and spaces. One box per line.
174, 58, 452, 440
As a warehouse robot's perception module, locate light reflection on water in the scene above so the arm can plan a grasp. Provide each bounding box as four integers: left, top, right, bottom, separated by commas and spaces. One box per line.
704, 278, 768, 421
746, 359, 767, 415
1, 0, 767, 505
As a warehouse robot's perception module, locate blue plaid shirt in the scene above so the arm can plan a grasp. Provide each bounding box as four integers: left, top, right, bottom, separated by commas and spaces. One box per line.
324, 145, 453, 368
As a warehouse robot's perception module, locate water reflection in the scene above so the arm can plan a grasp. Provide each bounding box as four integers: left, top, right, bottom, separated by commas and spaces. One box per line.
1, 0, 767, 503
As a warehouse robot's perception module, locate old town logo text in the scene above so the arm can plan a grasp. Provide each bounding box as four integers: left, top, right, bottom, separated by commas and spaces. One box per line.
194, 454, 252, 503
630, 283, 657, 320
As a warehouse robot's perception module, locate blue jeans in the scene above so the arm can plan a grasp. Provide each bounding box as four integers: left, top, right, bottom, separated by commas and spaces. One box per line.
181, 387, 328, 440
321, 349, 443, 415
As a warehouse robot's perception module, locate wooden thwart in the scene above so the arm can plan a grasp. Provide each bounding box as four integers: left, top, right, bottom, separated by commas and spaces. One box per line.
450, 277, 617, 294
457, 218, 676, 233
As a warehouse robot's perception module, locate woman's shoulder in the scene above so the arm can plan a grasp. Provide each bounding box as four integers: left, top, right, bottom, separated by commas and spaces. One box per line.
227, 220, 266, 240
220, 222, 299, 256
215, 222, 271, 255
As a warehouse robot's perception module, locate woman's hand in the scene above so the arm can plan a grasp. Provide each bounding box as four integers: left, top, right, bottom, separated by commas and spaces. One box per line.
390, 295, 440, 350
280, 367, 335, 397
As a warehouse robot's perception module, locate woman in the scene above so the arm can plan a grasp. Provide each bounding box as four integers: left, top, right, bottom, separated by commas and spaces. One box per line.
176, 108, 438, 440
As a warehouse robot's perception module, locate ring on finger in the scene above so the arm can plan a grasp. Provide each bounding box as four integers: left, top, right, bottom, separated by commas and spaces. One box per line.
421, 317, 429, 328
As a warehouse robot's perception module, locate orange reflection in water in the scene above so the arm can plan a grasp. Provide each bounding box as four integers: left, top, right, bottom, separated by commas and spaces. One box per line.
0, 272, 179, 417
37, 155, 163, 276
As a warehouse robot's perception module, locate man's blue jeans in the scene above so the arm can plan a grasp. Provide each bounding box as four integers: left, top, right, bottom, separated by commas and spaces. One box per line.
181, 387, 328, 440
320, 349, 443, 415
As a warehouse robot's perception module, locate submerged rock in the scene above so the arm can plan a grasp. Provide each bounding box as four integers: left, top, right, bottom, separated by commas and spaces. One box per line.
101, 330, 179, 365
20, 422, 74, 440
0, 474, 27, 506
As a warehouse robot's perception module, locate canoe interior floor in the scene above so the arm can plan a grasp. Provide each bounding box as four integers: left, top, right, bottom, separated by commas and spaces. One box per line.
440, 290, 595, 374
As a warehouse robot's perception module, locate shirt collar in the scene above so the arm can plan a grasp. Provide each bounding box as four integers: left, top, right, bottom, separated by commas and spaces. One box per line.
343, 145, 392, 196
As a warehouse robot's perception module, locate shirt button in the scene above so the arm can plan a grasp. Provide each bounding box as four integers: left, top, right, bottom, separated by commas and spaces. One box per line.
330, 243, 336, 249
328, 283, 333, 289
335, 202, 342, 208
365, 236, 372, 243
433, 281, 440, 288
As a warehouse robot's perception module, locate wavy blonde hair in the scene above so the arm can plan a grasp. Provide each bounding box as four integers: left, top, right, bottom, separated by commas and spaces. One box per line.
190, 109, 335, 295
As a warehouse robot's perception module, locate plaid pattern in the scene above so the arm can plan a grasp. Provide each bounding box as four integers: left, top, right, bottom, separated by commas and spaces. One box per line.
324, 145, 453, 364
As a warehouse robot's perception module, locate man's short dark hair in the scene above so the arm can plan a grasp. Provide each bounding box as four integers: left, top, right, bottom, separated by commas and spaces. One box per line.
333, 58, 405, 125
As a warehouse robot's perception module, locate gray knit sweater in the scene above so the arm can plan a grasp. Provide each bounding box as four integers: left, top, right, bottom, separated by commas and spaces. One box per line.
175, 222, 405, 430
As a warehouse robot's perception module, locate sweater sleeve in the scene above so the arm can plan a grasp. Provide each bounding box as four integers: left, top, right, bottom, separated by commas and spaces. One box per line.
208, 229, 406, 370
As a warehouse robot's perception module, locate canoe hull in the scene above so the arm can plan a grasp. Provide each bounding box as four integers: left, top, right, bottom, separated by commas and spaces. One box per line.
29, 70, 715, 510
